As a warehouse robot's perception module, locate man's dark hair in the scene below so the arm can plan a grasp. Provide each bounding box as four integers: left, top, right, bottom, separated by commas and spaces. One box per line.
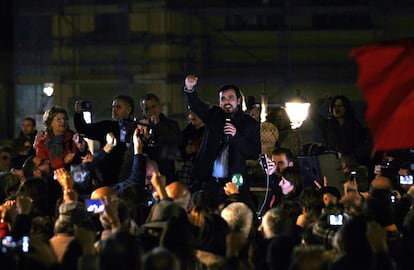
22, 155, 37, 178
272, 147, 294, 163
113, 95, 135, 117
140, 93, 160, 107
23, 117, 36, 127
218, 84, 242, 100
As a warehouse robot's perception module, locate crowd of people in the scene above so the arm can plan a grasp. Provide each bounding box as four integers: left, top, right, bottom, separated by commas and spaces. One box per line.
0, 74, 413, 270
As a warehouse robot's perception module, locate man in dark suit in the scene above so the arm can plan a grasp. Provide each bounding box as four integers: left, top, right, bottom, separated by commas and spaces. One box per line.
74, 95, 135, 186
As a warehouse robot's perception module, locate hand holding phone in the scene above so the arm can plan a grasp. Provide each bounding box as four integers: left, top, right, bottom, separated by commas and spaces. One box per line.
349, 171, 357, 181
259, 154, 269, 170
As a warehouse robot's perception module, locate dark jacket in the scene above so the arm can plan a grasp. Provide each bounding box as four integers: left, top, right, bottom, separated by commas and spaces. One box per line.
74, 113, 135, 186
141, 113, 182, 184
184, 88, 261, 191
12, 129, 37, 156
111, 154, 147, 196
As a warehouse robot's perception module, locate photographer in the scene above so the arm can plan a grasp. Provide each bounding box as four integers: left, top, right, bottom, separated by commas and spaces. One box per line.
74, 95, 135, 186
111, 125, 156, 202
136, 93, 182, 184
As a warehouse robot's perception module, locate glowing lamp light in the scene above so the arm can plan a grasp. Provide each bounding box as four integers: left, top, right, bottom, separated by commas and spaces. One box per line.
285, 89, 310, 129
43, 83, 54, 97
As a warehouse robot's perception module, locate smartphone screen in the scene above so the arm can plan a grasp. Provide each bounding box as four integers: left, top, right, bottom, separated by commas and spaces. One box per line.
21, 236, 30, 253
328, 214, 343, 226
86, 199, 104, 214
400, 175, 413, 185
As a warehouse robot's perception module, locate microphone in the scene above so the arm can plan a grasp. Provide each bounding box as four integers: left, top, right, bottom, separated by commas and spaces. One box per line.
224, 114, 232, 143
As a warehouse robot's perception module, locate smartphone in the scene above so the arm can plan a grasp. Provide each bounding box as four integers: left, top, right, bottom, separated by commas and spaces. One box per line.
390, 193, 397, 203
400, 175, 413, 185
21, 236, 30, 253
349, 171, 357, 181
328, 214, 343, 226
86, 199, 104, 214
259, 154, 268, 170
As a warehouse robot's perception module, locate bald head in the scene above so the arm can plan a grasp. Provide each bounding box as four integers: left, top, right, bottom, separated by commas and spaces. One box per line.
90, 186, 118, 201
165, 181, 191, 210
370, 176, 393, 192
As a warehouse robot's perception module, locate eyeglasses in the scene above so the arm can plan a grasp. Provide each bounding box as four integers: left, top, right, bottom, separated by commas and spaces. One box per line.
53, 117, 67, 122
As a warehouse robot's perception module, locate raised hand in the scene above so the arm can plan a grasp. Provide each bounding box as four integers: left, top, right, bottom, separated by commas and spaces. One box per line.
73, 133, 87, 152
185, 74, 198, 91
224, 182, 239, 196
54, 168, 74, 190
133, 128, 143, 154
151, 171, 168, 200
224, 121, 237, 138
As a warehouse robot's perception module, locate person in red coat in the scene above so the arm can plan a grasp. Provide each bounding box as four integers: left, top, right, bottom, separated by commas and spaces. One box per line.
35, 106, 87, 170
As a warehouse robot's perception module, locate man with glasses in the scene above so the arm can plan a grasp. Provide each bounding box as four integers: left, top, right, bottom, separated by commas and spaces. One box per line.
111, 126, 159, 207
136, 93, 181, 184
22, 155, 51, 180
21, 155, 61, 216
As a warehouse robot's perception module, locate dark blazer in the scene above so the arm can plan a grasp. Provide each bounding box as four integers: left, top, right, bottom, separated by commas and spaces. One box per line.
74, 113, 134, 186
184, 88, 261, 191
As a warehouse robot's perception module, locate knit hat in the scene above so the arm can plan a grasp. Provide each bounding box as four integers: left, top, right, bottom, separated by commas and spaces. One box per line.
57, 201, 88, 225
142, 200, 187, 229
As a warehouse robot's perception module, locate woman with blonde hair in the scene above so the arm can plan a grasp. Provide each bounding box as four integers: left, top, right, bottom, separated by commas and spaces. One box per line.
35, 106, 87, 170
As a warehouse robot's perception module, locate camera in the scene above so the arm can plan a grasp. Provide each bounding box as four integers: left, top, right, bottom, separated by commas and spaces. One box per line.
135, 121, 157, 147
259, 154, 268, 170
86, 199, 105, 214
80, 100, 92, 111
400, 175, 413, 185
328, 214, 344, 226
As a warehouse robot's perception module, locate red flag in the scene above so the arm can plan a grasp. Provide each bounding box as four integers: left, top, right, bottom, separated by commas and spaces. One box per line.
350, 38, 414, 151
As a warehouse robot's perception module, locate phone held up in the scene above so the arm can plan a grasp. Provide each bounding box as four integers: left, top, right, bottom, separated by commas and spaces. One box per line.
349, 171, 356, 181
400, 175, 413, 185
86, 199, 105, 214
259, 154, 268, 170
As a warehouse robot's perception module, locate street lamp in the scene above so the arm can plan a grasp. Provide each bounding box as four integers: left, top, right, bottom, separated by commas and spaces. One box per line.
43, 83, 54, 97
285, 89, 310, 129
